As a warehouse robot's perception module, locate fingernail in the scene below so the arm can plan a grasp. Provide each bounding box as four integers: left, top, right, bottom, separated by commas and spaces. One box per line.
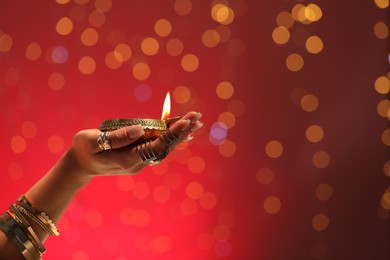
126, 125, 144, 139
181, 119, 191, 131
190, 122, 203, 132
183, 134, 194, 142
191, 112, 203, 123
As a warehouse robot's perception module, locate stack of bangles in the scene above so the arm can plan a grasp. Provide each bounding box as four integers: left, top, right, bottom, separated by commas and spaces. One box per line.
0, 195, 59, 259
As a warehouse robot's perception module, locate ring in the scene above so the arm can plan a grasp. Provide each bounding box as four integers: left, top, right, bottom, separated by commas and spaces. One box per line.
97, 131, 112, 150
137, 129, 178, 166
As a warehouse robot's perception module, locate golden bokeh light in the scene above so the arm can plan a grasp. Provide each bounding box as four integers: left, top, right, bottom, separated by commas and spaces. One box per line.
373, 21, 389, 39
306, 124, 324, 143
300, 94, 319, 112
286, 53, 304, 71
374, 0, 389, 8
187, 156, 206, 174
150, 235, 172, 254
291, 4, 305, 22
202, 29, 221, 48
80, 28, 99, 46
265, 140, 284, 159
154, 19, 172, 37
256, 167, 274, 185
56, 0, 70, 4
85, 209, 103, 227
216, 81, 234, 100
11, 136, 27, 154
199, 192, 218, 209
374, 76, 390, 94
181, 54, 199, 72
56, 17, 73, 35
174, 0, 192, 16
272, 26, 290, 45
381, 128, 390, 146
132, 209, 150, 227
263, 196, 282, 214
114, 43, 132, 62
377, 99, 390, 118
105, 51, 122, 69
78, 56, 96, 75
218, 111, 236, 129
141, 37, 160, 56
305, 4, 322, 22
384, 161, 390, 177
173, 85, 191, 104
211, 4, 235, 25
305, 35, 324, 54
48, 135, 65, 153
276, 11, 294, 29
215, 25, 231, 43
218, 139, 236, 157
315, 183, 333, 201
95, 0, 112, 12
153, 185, 171, 204
380, 188, 390, 209
88, 10, 106, 27
48, 72, 65, 91
312, 214, 330, 231
312, 150, 330, 168
132, 62, 151, 81
166, 38, 184, 56
186, 182, 204, 199
25, 42, 42, 60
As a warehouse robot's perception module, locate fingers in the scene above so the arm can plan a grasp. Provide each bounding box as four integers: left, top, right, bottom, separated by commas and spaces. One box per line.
95, 125, 144, 153
149, 112, 203, 159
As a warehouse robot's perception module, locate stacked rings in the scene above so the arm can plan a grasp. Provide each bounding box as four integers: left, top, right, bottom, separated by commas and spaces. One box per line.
137, 129, 178, 166
97, 131, 111, 150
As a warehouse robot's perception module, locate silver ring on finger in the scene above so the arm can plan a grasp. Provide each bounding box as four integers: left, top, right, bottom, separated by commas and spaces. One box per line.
97, 131, 112, 150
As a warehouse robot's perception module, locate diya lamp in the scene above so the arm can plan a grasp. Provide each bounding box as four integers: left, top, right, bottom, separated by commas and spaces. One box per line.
99, 92, 182, 145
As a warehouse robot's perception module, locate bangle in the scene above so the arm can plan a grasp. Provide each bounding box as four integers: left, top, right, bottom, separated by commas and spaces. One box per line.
9, 204, 46, 254
0, 212, 41, 260
17, 195, 60, 236
16, 204, 54, 236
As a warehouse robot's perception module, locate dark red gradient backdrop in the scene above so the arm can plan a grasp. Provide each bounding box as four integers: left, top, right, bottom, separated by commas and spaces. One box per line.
1, 1, 389, 259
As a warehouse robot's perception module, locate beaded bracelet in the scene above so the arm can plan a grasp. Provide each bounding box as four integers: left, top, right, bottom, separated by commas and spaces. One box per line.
16, 195, 60, 236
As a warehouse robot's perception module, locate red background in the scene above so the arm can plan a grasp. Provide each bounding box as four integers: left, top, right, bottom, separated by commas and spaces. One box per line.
1, 0, 389, 259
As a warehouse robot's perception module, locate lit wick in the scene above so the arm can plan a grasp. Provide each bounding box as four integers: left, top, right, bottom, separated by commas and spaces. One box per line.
161, 92, 171, 120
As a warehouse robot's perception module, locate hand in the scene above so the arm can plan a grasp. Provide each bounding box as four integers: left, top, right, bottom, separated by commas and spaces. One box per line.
70, 111, 203, 176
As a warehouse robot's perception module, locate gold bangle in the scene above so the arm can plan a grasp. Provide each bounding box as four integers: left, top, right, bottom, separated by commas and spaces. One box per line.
0, 212, 41, 260
17, 195, 60, 236
9, 204, 46, 254
16, 204, 54, 236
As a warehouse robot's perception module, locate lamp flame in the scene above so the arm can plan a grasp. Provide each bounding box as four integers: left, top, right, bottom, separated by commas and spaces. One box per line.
161, 92, 171, 120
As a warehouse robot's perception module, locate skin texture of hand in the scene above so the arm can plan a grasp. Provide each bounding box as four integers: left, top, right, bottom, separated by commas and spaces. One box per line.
71, 111, 203, 176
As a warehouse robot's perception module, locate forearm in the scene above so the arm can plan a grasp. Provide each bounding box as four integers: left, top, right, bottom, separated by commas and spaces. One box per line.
24, 148, 93, 240
0, 148, 92, 259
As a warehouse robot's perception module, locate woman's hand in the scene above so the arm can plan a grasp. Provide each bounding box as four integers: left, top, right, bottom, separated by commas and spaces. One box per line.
70, 111, 203, 176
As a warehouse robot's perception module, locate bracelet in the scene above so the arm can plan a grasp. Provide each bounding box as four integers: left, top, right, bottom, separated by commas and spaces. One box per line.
9, 204, 46, 254
17, 195, 60, 236
16, 204, 54, 236
0, 212, 41, 260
